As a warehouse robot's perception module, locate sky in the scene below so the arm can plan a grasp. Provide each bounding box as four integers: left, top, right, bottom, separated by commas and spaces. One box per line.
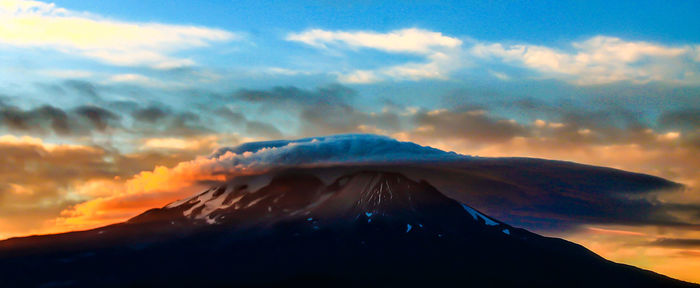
0, 0, 699, 282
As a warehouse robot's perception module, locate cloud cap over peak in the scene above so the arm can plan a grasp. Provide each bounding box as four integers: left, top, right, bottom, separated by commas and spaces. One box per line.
209, 134, 466, 169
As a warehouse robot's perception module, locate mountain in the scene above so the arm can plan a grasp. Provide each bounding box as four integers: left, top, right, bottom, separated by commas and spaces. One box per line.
0, 168, 695, 288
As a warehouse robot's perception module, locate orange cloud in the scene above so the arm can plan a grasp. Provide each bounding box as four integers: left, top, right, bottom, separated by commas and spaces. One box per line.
140, 135, 221, 151
48, 163, 217, 232
587, 227, 647, 236
559, 225, 700, 283
0, 133, 239, 239
48, 149, 262, 233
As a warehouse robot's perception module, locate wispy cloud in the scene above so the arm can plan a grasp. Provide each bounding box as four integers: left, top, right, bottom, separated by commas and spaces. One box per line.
650, 238, 700, 248
471, 36, 700, 85
39, 69, 94, 79
286, 28, 461, 54
287, 27, 700, 85
587, 226, 647, 236
0, 0, 237, 69
287, 28, 464, 83
106, 74, 170, 88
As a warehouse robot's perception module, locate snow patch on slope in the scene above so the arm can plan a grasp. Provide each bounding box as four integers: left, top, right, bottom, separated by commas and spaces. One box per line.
461, 204, 499, 226
175, 185, 245, 222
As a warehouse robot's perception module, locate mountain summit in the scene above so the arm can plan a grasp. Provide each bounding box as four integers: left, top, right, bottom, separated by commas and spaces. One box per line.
132, 171, 514, 236
0, 168, 695, 287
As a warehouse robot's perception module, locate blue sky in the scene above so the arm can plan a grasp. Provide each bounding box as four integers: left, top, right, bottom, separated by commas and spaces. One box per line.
2, 1, 697, 116
1, 0, 699, 154
52, 0, 700, 44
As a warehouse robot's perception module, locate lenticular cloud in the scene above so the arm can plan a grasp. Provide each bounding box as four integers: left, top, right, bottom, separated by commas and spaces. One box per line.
208, 134, 466, 172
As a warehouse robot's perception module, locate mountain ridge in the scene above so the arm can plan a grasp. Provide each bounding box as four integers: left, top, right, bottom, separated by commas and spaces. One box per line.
0, 168, 695, 287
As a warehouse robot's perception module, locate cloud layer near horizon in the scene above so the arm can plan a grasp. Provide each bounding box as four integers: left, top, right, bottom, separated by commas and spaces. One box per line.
2, 83, 699, 240
27, 132, 693, 236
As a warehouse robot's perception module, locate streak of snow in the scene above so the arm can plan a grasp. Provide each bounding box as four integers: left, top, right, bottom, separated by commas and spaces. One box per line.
227, 195, 245, 209
183, 200, 203, 217
461, 204, 499, 226
183, 187, 222, 217
195, 186, 233, 220
175, 185, 249, 222
165, 197, 193, 209
245, 195, 268, 208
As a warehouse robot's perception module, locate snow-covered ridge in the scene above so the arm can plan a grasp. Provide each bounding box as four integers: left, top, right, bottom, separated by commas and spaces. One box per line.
159, 171, 512, 237
165, 185, 249, 224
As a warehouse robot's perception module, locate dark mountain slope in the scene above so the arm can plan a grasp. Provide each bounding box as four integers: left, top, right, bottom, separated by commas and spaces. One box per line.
0, 170, 694, 288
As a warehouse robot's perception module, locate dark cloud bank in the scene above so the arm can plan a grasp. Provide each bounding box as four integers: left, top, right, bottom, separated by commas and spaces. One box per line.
650, 238, 700, 248
0, 103, 120, 136
4, 81, 699, 149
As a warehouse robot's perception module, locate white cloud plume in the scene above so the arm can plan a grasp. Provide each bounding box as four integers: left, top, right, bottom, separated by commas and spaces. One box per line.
208, 134, 464, 171
0, 0, 237, 69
